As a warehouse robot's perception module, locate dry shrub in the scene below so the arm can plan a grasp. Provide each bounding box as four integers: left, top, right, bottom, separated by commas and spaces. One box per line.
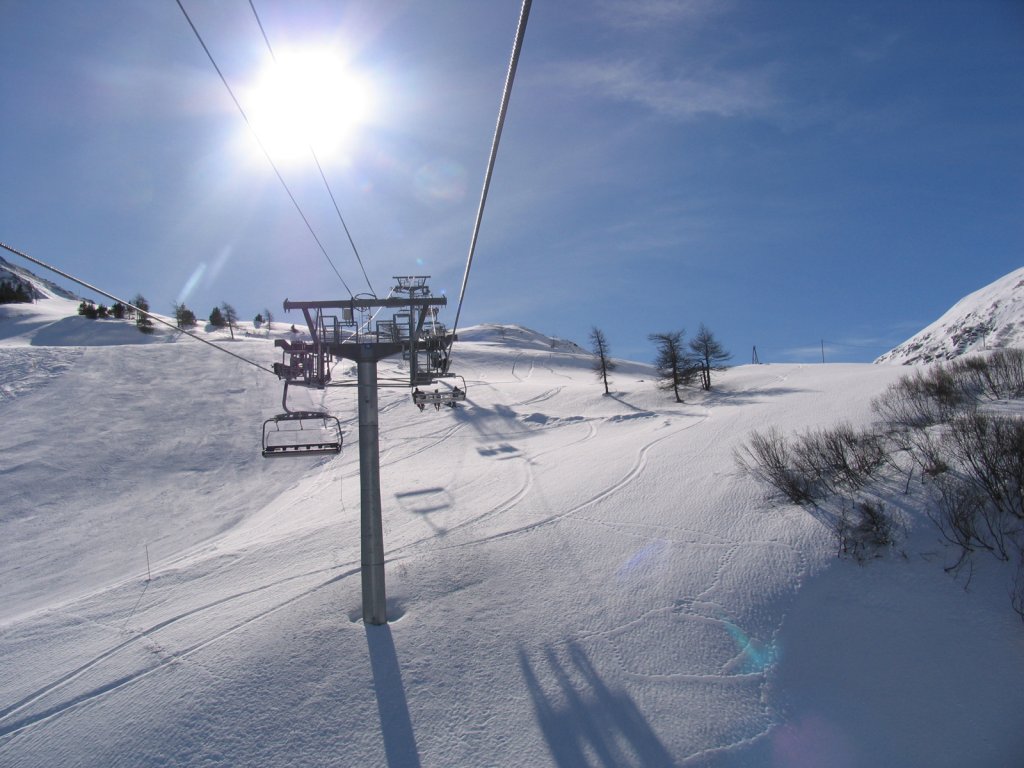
735, 428, 815, 505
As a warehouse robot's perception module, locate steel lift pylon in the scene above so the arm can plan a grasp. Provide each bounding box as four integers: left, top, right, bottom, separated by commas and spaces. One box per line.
276, 277, 458, 624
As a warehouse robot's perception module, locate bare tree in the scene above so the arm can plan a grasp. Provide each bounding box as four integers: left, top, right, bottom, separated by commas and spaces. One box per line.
589, 327, 616, 395
220, 302, 238, 340
649, 330, 695, 403
689, 323, 732, 390
263, 307, 273, 331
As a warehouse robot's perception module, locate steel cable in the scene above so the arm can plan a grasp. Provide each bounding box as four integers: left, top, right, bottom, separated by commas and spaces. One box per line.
0, 241, 278, 375
174, 0, 354, 298
248, 0, 377, 297
446, 0, 532, 367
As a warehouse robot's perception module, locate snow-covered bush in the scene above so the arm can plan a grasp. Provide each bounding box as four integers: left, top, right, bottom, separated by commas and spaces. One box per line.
734, 427, 814, 505
740, 353, 1024, 594
872, 355, 1024, 616
736, 424, 896, 560
736, 424, 888, 506
929, 413, 1024, 567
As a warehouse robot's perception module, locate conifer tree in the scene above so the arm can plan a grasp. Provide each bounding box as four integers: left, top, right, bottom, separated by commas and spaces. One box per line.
589, 326, 616, 395
649, 330, 696, 403
220, 302, 238, 340
133, 294, 153, 333
173, 302, 197, 328
688, 323, 732, 391
0, 280, 32, 304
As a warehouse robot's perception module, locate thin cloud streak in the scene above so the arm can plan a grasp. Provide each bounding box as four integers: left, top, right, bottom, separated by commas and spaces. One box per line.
562, 58, 777, 121
595, 0, 732, 29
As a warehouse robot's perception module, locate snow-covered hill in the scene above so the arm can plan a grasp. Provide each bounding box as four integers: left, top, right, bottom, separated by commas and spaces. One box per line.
0, 254, 79, 302
877, 266, 1024, 364
1, 281, 1023, 766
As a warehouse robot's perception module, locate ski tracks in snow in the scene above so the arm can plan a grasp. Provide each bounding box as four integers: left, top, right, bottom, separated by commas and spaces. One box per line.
0, 561, 362, 743
0, 348, 81, 403
473, 390, 814, 761
0, 355, 818, 762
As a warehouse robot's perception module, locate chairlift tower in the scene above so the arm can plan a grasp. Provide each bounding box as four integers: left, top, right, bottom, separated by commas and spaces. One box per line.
280, 277, 453, 625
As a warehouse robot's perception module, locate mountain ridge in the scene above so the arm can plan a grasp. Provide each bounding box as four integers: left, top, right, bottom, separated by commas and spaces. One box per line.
877, 267, 1024, 365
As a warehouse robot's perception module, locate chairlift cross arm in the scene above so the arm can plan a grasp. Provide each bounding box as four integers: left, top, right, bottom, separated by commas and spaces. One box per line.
284, 297, 447, 312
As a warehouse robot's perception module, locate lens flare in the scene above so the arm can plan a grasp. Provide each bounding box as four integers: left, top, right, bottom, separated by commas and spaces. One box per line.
177, 262, 207, 305
721, 618, 778, 674
413, 159, 467, 205
617, 540, 668, 580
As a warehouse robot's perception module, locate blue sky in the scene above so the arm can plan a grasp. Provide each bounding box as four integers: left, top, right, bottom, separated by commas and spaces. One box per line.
2, 0, 1022, 364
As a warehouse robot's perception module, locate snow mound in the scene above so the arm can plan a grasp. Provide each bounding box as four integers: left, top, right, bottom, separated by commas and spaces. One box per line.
457, 323, 587, 353
877, 266, 1024, 365
0, 259, 281, 347
0, 299, 178, 347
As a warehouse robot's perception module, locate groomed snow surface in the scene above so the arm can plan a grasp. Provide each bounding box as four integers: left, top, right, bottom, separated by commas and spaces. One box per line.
2, 302, 1023, 767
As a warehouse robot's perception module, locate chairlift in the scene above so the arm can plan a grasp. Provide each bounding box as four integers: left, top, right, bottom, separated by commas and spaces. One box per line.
262, 410, 343, 457
412, 376, 467, 411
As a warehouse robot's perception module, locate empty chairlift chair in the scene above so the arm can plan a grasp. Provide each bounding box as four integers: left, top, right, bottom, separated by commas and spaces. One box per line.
262, 411, 343, 457
263, 339, 343, 457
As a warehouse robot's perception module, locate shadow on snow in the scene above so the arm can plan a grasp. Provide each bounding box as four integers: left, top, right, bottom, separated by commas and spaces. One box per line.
519, 641, 672, 767
366, 623, 421, 768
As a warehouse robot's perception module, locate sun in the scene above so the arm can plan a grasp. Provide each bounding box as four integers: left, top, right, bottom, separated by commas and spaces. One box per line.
242, 47, 373, 164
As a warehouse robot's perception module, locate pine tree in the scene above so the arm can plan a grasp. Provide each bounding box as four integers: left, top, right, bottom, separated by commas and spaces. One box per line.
1, 280, 32, 304
220, 302, 238, 340
589, 326, 616, 395
649, 330, 696, 403
688, 323, 732, 391
133, 294, 153, 333
173, 302, 197, 328
209, 306, 226, 328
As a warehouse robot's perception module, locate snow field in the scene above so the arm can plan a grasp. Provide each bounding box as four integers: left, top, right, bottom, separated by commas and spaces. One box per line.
1, 318, 1023, 766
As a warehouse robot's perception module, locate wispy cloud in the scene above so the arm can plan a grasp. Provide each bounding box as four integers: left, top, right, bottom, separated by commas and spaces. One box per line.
595, 0, 732, 30
562, 58, 777, 121
849, 31, 903, 64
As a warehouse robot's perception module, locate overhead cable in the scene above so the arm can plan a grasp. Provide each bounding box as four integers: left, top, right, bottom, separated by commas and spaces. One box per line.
248, 0, 376, 297
447, 0, 532, 364
0, 241, 277, 376
173, 0, 354, 298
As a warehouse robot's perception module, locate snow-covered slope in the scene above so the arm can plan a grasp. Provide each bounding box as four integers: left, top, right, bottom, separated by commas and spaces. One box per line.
0, 257, 177, 349
1, 296, 1023, 767
0, 254, 80, 302
877, 266, 1024, 364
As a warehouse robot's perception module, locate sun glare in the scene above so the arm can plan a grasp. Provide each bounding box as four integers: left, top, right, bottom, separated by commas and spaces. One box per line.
243, 48, 373, 164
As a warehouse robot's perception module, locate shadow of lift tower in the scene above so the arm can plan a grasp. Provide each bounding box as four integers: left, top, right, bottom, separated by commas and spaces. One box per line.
279, 276, 458, 625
